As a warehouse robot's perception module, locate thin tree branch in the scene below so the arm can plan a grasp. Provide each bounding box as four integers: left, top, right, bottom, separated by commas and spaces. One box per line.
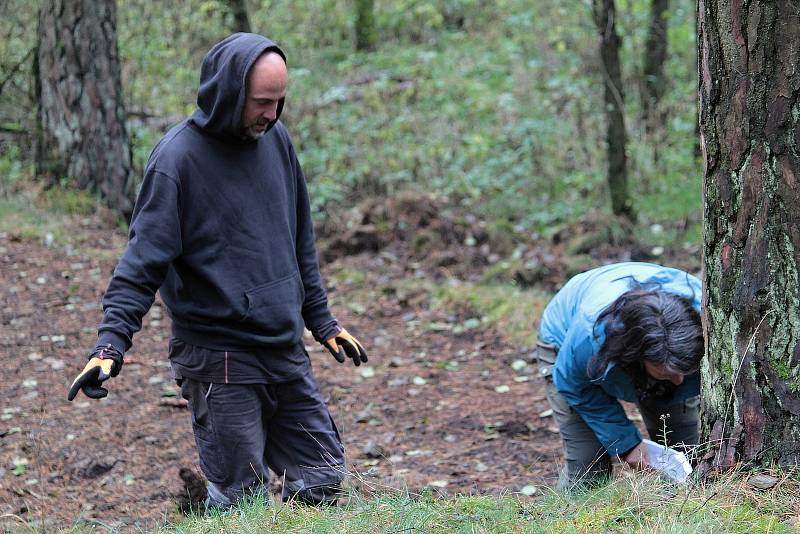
0, 47, 34, 98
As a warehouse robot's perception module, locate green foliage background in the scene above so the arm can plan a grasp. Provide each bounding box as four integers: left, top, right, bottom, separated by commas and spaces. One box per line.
0, 0, 701, 240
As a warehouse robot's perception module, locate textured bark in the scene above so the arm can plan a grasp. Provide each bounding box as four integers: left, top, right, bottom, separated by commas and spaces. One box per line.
36, 0, 134, 218
225, 0, 251, 33
699, 0, 800, 472
642, 0, 669, 140
355, 0, 377, 52
593, 0, 635, 221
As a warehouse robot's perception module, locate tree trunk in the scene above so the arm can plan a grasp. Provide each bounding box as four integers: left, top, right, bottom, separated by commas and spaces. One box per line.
699, 0, 800, 472
642, 0, 669, 132
355, 0, 377, 52
225, 0, 251, 33
36, 0, 134, 219
592, 0, 635, 221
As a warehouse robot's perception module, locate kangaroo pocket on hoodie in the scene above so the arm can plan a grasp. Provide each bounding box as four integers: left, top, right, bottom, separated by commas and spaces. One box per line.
240, 272, 305, 333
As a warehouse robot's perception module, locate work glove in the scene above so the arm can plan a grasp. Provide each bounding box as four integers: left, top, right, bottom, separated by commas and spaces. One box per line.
67, 344, 124, 401
322, 328, 368, 366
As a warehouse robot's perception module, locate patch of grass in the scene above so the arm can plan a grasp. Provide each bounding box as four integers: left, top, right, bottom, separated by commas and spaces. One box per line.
138, 469, 800, 533
431, 282, 551, 347
0, 186, 113, 249
330, 268, 369, 286
0, 143, 32, 197
39, 187, 97, 217
0, 195, 69, 244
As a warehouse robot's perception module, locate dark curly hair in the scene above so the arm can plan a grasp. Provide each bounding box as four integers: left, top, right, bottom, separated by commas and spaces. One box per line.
589, 286, 704, 400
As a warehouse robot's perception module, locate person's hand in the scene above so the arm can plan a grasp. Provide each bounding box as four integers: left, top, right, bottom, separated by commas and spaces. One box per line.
623, 441, 650, 470
67, 345, 123, 401
322, 328, 368, 366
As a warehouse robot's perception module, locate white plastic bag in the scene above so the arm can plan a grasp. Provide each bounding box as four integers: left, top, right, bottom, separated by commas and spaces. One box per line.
642, 439, 692, 483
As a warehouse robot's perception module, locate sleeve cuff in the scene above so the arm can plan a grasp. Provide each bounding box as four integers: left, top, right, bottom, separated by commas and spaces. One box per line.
96, 331, 130, 354
312, 321, 341, 343
605, 430, 642, 457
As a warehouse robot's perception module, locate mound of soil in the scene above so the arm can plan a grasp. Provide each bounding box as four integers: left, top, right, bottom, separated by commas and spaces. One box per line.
318, 194, 700, 290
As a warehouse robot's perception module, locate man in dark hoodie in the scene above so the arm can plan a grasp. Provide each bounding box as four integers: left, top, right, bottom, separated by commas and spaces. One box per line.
66, 33, 368, 510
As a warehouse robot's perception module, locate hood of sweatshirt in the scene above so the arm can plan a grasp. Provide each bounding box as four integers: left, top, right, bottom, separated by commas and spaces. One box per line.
190, 33, 286, 142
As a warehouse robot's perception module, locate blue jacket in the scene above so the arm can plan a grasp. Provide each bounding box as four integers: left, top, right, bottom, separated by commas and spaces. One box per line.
538, 262, 702, 455
97, 34, 339, 353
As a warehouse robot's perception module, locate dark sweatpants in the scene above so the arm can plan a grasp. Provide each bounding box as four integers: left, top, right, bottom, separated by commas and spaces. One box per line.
179, 370, 346, 509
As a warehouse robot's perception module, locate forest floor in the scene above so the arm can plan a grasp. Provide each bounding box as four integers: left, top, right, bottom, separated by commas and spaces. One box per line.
0, 196, 701, 532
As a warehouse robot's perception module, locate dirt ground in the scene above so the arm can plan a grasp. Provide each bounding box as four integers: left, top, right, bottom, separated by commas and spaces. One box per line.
0, 203, 700, 532
0, 230, 565, 532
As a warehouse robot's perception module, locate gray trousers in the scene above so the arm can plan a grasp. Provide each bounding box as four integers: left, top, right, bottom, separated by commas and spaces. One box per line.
180, 370, 345, 510
535, 341, 700, 488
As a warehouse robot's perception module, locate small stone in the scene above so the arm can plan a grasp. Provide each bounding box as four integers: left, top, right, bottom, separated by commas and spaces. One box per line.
45, 358, 65, 370
363, 443, 386, 459
538, 409, 553, 418
354, 409, 372, 423
495, 385, 510, 393
748, 474, 779, 490
148, 375, 164, 385
387, 377, 408, 387
475, 462, 489, 472
412, 376, 428, 386
429, 480, 448, 488
520, 485, 538, 496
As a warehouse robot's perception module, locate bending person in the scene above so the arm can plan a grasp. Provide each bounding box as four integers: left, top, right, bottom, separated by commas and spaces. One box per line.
536, 262, 703, 487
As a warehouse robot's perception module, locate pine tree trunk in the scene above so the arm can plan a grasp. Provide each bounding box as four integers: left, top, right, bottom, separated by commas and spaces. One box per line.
699, 0, 800, 472
355, 0, 377, 52
36, 0, 134, 218
642, 0, 669, 132
593, 0, 635, 221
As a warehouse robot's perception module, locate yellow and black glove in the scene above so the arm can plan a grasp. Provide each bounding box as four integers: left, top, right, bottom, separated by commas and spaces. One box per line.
67, 344, 123, 401
322, 328, 368, 366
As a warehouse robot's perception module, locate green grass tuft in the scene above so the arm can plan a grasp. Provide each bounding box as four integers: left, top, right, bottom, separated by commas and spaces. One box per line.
141, 469, 800, 533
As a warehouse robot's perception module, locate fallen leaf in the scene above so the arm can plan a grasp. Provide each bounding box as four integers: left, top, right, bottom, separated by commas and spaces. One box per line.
511, 359, 528, 371
360, 367, 376, 379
